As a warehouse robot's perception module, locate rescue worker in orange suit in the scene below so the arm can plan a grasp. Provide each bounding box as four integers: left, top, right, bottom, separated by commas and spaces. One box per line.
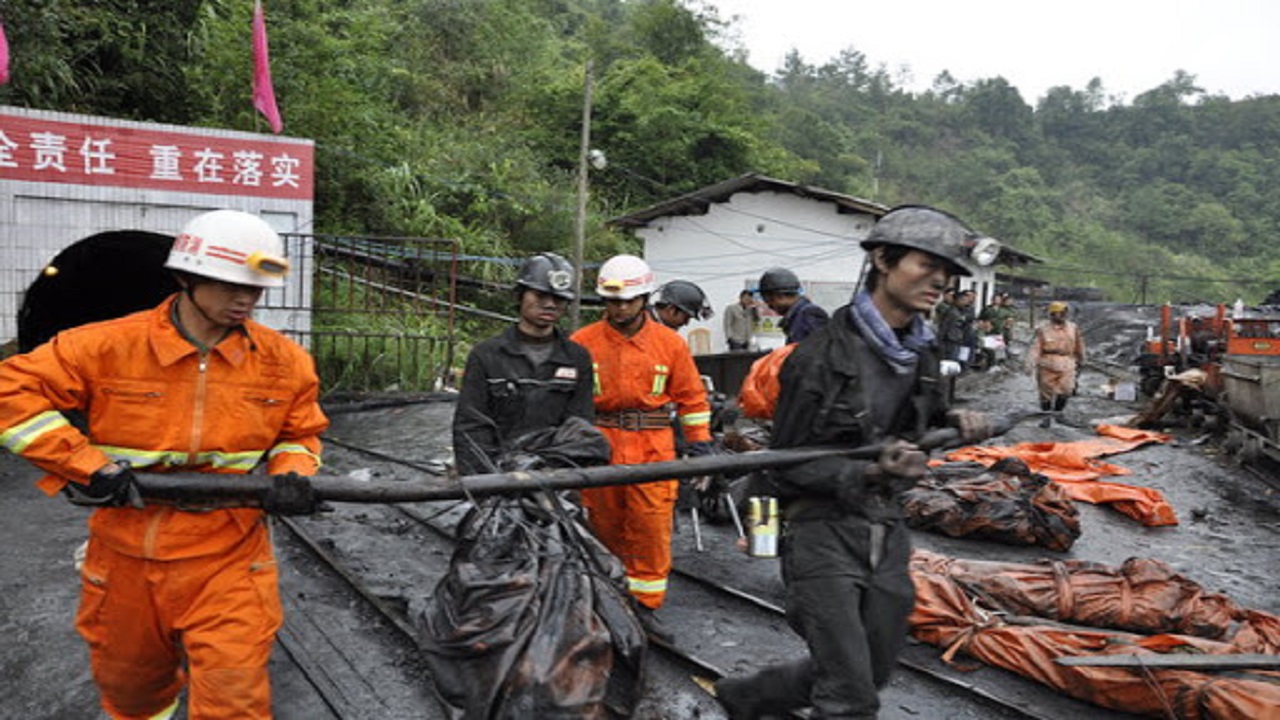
452, 252, 595, 474
1027, 300, 1086, 427
714, 206, 994, 719
571, 254, 712, 641
0, 210, 329, 720
650, 279, 714, 331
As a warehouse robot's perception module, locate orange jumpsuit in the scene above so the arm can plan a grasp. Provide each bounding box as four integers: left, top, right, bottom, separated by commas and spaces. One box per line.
0, 295, 328, 720
571, 318, 710, 609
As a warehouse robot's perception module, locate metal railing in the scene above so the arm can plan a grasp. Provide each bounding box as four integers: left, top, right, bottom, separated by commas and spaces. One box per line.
274, 233, 463, 395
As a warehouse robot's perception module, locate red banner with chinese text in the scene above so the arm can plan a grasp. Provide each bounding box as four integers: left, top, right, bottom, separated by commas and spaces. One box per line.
0, 109, 312, 200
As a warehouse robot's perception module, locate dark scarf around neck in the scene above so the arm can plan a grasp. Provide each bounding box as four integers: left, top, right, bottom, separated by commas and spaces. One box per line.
847, 290, 935, 375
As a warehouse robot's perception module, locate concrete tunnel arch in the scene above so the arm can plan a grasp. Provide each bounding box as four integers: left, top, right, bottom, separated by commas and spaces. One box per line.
17, 231, 180, 353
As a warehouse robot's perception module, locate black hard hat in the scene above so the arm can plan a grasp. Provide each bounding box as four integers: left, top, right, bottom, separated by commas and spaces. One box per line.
516, 252, 575, 300
654, 280, 713, 320
860, 205, 1001, 278
758, 267, 801, 295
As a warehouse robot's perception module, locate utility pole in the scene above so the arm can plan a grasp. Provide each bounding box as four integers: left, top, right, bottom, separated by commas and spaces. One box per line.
569, 61, 595, 330
872, 149, 882, 199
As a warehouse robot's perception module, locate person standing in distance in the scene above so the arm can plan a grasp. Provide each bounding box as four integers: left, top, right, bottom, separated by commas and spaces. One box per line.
723, 289, 760, 351
1026, 300, 1086, 427
452, 252, 595, 475
571, 254, 712, 641
0, 210, 329, 719
757, 267, 828, 344
715, 205, 993, 719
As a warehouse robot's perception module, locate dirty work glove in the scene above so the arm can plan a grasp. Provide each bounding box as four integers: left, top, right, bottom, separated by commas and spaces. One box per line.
677, 475, 713, 510
262, 472, 322, 515
875, 439, 928, 495
65, 463, 145, 508
685, 441, 715, 458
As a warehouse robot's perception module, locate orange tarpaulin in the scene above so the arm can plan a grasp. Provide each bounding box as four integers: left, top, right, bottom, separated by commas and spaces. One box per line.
910, 550, 1280, 719
737, 344, 794, 419
943, 426, 1178, 526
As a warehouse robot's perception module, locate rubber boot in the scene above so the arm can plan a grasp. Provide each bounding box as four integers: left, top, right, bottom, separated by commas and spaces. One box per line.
635, 605, 673, 644
714, 659, 813, 719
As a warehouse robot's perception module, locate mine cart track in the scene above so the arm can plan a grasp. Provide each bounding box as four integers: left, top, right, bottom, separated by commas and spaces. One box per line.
274, 486, 1049, 720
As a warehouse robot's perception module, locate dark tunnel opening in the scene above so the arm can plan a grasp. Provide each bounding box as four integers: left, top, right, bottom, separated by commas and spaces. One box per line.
17, 231, 181, 352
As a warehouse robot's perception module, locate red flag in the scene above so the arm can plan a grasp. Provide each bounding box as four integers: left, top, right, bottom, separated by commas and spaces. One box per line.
252, 1, 283, 133
1, 18, 11, 86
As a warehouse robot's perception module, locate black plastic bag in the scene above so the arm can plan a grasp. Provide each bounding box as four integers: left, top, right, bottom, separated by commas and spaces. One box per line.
420, 418, 644, 718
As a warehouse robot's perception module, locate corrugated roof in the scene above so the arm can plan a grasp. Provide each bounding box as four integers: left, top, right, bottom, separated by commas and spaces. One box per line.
606, 173, 888, 228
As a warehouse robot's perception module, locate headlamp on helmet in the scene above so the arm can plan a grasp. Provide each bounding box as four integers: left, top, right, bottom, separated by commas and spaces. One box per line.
966, 235, 1002, 268
247, 250, 291, 278
516, 252, 576, 300
862, 205, 1001, 278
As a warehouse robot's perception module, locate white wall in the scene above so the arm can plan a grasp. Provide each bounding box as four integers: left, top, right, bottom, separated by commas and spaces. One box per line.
640, 191, 874, 352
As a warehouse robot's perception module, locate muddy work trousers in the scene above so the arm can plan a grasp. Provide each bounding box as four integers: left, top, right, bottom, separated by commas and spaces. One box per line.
1036, 362, 1077, 407
76, 526, 283, 719
727, 517, 915, 718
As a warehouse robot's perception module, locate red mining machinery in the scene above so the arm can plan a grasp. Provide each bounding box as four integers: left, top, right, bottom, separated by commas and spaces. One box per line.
1134, 304, 1280, 467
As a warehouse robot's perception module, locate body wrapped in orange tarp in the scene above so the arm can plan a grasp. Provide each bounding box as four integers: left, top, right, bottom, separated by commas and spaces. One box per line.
909, 550, 1280, 719
737, 344, 794, 419
944, 426, 1178, 526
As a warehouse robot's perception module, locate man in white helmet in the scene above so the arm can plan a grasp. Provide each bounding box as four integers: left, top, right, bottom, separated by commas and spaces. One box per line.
570, 254, 712, 641
0, 209, 329, 719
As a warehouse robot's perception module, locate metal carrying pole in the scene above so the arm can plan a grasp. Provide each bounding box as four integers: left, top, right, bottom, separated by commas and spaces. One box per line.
134, 417, 1024, 507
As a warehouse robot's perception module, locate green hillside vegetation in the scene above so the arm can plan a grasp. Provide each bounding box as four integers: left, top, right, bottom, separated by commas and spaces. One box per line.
3, 0, 1277, 304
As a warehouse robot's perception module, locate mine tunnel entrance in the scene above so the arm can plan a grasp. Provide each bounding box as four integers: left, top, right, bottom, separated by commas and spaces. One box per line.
17, 231, 180, 352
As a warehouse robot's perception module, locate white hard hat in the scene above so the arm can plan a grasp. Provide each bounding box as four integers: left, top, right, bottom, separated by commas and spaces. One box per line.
165, 210, 289, 288
596, 254, 655, 300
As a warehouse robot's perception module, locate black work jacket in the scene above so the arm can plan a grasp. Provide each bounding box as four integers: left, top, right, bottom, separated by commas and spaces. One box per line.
769, 305, 948, 520
780, 297, 830, 344
452, 326, 594, 475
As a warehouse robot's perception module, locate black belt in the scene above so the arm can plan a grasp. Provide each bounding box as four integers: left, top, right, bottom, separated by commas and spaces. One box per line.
596, 408, 672, 431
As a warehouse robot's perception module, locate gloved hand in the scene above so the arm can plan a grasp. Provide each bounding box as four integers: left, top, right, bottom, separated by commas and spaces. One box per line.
65, 463, 145, 508
262, 472, 322, 515
685, 441, 715, 458
875, 439, 928, 494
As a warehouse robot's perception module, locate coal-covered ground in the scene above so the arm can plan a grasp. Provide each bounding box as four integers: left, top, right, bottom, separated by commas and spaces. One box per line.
2, 302, 1277, 719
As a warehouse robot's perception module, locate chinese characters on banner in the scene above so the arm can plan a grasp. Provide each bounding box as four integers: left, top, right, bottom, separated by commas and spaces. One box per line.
0, 109, 313, 200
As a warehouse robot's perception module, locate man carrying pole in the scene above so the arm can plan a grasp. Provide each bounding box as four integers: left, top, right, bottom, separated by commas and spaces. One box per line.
714, 205, 995, 719
0, 210, 328, 720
